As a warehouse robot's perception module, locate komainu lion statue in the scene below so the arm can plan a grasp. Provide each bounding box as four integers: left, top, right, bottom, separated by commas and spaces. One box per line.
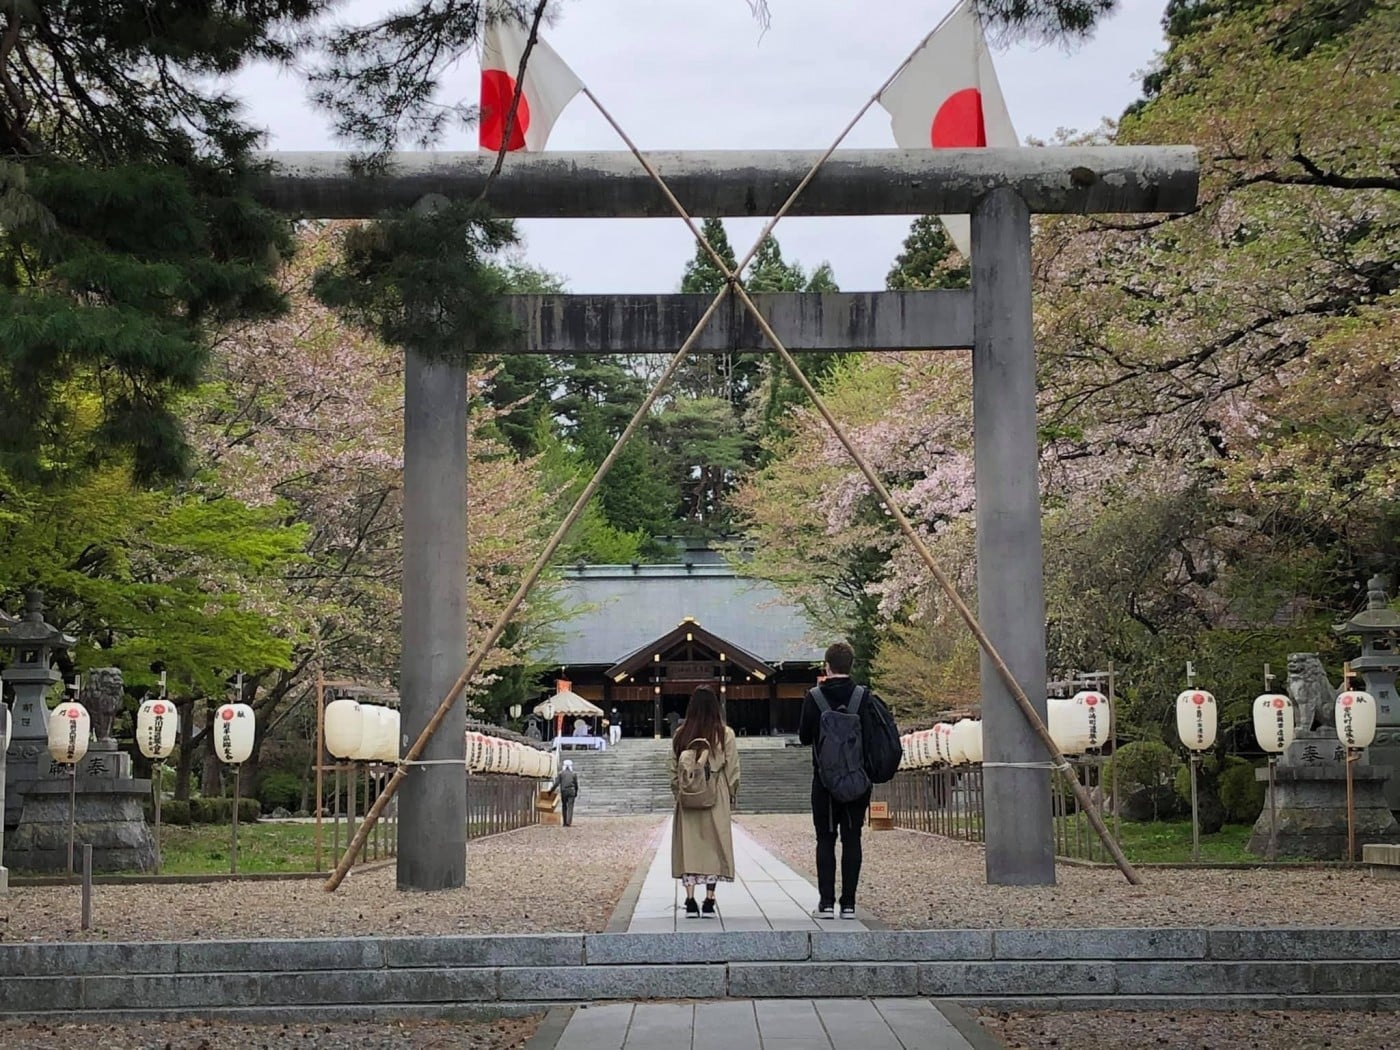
1287, 652, 1337, 731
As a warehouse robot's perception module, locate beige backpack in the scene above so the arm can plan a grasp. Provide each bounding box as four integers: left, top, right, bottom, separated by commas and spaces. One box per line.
677, 739, 722, 809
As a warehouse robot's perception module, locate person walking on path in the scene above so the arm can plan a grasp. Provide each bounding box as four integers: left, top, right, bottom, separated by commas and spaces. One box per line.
669, 686, 740, 918
555, 759, 580, 827
799, 640, 892, 919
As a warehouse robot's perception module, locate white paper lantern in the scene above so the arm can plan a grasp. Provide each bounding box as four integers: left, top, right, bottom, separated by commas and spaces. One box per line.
1048, 697, 1091, 754
137, 698, 179, 760
501, 740, 521, 776
1175, 690, 1217, 752
944, 723, 968, 765
965, 721, 984, 764
1252, 693, 1295, 754
372, 706, 397, 762
1336, 690, 1378, 750
47, 702, 91, 764
346, 704, 379, 761
937, 723, 956, 764
898, 736, 912, 771
950, 719, 978, 766
1071, 691, 1112, 750
482, 735, 501, 773
324, 699, 363, 759
214, 702, 256, 765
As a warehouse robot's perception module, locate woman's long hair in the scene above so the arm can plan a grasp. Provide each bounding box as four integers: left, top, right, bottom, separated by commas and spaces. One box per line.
672, 686, 727, 758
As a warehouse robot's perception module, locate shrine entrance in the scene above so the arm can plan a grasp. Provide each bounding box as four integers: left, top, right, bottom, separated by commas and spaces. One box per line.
257, 141, 1196, 893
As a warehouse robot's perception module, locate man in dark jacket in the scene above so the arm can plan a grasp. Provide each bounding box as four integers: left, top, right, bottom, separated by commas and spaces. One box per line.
555, 759, 580, 827
799, 640, 879, 919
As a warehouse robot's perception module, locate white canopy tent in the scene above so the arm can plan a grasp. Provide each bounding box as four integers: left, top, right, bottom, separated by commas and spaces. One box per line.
534, 681, 603, 720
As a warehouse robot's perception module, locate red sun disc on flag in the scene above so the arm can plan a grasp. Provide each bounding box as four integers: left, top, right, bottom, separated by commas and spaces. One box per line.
930, 88, 987, 148
480, 70, 530, 150
221, 707, 235, 721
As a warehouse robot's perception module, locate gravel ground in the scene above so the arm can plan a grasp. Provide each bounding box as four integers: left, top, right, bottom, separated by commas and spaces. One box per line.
738, 816, 1400, 928
0, 1017, 538, 1049
0, 816, 663, 942
977, 1010, 1400, 1049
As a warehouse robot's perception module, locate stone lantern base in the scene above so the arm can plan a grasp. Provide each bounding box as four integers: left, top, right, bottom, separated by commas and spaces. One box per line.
7, 778, 156, 874
1249, 763, 1400, 860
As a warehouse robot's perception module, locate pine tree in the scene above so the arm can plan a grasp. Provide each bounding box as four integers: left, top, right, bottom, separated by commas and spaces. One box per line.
0, 2, 322, 484
886, 217, 971, 290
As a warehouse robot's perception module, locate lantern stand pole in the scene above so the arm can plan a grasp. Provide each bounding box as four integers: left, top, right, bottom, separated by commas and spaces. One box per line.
153, 760, 164, 875
1266, 754, 1279, 861
347, 762, 357, 866
230, 763, 241, 875
315, 671, 324, 872
67, 762, 77, 876
333, 764, 341, 857
1107, 663, 1120, 842
1345, 749, 1357, 862
1189, 753, 1201, 863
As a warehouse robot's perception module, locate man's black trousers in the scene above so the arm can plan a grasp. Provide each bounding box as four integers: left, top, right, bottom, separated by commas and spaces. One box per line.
812, 778, 870, 909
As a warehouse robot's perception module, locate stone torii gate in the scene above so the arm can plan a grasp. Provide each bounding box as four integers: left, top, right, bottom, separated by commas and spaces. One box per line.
255, 146, 1198, 892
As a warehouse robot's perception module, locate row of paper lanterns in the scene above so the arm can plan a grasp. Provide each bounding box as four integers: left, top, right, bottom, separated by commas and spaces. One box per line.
324, 699, 400, 763
899, 718, 984, 769
1181, 688, 1378, 754
46, 699, 250, 765
466, 731, 557, 779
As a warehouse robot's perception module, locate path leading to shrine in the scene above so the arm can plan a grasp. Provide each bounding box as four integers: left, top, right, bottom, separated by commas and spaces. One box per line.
544, 820, 988, 1050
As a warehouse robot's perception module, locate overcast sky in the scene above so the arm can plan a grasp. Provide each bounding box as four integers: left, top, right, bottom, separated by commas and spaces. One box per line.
234, 1, 1168, 293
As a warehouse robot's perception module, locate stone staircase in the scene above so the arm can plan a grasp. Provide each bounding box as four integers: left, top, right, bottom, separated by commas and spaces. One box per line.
569, 738, 811, 816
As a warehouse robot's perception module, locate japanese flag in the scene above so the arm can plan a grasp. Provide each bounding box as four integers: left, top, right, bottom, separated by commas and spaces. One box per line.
876, 0, 1018, 259
479, 15, 584, 152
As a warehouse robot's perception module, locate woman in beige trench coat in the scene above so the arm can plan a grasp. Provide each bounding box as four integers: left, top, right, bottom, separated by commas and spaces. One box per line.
669, 686, 740, 918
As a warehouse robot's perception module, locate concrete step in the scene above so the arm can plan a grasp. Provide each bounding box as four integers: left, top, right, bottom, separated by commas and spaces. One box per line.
3, 929, 1398, 1020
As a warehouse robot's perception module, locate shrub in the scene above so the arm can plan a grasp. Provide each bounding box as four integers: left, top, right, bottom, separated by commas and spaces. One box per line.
1219, 758, 1266, 823
1107, 741, 1185, 821
257, 770, 303, 814
188, 797, 260, 823
146, 799, 191, 825
1107, 741, 1177, 793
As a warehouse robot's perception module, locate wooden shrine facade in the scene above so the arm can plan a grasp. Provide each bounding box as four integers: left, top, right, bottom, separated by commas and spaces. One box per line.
551, 618, 818, 738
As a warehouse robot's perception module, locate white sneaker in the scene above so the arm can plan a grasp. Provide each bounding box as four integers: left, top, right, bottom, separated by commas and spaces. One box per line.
813, 904, 835, 919
839, 906, 857, 920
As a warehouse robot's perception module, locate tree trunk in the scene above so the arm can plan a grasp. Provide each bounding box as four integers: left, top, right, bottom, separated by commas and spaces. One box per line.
174, 697, 198, 800
201, 744, 223, 797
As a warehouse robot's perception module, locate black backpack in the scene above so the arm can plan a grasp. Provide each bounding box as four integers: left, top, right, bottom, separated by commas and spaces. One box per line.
860, 691, 903, 784
812, 686, 871, 803
811, 684, 903, 793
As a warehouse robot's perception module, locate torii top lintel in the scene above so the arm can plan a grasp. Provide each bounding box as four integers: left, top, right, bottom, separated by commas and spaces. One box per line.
253, 147, 1198, 221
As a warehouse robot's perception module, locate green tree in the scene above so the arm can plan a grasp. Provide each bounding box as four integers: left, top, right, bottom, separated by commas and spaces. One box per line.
886, 216, 970, 290
0, 2, 320, 483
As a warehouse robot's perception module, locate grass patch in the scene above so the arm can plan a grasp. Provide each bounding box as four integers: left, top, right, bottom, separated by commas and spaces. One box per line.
154, 822, 334, 874
1111, 820, 1258, 863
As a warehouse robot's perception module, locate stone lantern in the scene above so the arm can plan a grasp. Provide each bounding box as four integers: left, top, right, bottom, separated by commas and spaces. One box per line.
0, 590, 77, 891
1335, 574, 1400, 812
0, 591, 77, 825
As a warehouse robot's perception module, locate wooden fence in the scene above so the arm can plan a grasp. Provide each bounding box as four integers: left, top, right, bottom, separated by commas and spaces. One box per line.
875, 760, 1124, 863
874, 767, 985, 844
467, 773, 540, 837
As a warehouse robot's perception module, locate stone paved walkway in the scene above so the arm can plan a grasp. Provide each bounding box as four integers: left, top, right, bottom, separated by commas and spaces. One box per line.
625, 820, 867, 932
540, 822, 990, 1050
546, 999, 978, 1050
